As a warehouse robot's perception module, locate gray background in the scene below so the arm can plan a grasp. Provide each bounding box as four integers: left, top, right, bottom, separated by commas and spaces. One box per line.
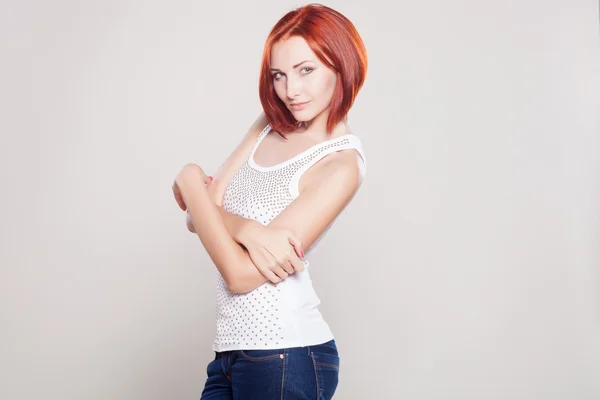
1, 0, 599, 399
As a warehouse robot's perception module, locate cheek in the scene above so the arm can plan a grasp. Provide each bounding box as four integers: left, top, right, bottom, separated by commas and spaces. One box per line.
325, 74, 337, 94
314, 74, 336, 101
305, 75, 325, 98
273, 81, 285, 100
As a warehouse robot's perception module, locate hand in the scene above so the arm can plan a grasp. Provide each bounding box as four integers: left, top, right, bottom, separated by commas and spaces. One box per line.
183, 176, 213, 233
173, 180, 187, 211
239, 223, 305, 284
172, 163, 211, 211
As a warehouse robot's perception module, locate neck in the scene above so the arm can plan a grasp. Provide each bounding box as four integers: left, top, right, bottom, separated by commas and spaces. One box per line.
293, 110, 350, 141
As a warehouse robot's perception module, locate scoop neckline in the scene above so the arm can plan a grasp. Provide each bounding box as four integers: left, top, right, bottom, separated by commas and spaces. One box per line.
248, 130, 356, 171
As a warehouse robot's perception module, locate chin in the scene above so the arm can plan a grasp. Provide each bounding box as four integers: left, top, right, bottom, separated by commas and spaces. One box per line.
291, 110, 316, 121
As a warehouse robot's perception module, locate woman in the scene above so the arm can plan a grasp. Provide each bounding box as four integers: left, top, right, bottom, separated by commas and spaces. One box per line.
173, 4, 368, 399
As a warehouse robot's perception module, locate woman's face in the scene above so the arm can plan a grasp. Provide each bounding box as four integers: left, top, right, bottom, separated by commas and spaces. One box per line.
270, 36, 338, 123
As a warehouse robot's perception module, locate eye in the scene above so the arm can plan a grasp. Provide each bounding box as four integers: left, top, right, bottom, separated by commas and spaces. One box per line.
272, 72, 284, 81
300, 67, 314, 74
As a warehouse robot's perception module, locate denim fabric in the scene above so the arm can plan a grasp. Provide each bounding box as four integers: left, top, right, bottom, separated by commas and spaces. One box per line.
200, 339, 340, 400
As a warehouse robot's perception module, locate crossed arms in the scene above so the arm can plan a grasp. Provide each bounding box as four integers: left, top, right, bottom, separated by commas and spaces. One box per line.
173, 113, 363, 294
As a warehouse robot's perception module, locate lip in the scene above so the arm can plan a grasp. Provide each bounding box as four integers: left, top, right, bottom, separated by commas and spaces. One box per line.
290, 101, 310, 111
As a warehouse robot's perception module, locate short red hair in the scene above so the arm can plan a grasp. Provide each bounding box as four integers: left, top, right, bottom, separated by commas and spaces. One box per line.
258, 4, 368, 136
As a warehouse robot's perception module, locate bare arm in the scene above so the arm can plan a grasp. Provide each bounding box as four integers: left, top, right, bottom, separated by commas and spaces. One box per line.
175, 165, 272, 294
176, 148, 364, 294
187, 205, 257, 243
185, 113, 268, 240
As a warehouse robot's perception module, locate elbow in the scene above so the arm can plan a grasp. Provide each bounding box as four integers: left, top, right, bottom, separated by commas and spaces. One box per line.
225, 278, 249, 294
227, 281, 249, 295
225, 273, 256, 294
215, 247, 269, 294
214, 259, 247, 294
222, 266, 265, 295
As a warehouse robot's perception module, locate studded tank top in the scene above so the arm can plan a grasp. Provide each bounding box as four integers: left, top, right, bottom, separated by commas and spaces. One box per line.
212, 123, 367, 352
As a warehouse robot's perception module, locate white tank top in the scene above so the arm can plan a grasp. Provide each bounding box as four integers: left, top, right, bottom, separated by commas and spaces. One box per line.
212, 123, 366, 352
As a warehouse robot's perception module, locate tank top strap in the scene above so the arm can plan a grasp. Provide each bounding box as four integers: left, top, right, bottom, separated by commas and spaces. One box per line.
258, 123, 272, 141
289, 134, 367, 198
249, 123, 272, 158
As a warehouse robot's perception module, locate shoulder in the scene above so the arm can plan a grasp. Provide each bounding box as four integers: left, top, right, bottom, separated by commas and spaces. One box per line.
242, 111, 269, 143
207, 111, 269, 205
318, 133, 365, 182
322, 149, 363, 185
301, 144, 365, 196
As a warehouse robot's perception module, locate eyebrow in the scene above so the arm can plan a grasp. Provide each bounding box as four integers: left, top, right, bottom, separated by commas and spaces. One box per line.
270, 60, 312, 72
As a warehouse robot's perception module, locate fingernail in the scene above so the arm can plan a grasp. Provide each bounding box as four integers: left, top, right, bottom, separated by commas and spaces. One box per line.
209, 176, 213, 181
301, 250, 305, 258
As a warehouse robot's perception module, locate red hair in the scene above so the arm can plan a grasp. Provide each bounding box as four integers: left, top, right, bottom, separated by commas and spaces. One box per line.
258, 4, 368, 136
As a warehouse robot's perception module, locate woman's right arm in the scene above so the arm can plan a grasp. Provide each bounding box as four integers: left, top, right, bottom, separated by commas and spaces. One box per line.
187, 112, 266, 238
176, 145, 363, 294
183, 112, 304, 284
186, 194, 254, 244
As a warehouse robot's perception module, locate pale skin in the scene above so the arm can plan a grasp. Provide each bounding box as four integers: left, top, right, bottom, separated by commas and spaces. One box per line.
173, 35, 364, 294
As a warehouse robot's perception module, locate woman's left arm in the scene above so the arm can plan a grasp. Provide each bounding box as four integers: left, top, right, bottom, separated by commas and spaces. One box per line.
174, 163, 283, 292
175, 148, 364, 294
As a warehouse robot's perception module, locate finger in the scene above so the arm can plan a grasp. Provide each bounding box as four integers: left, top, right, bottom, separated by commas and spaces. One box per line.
176, 194, 186, 211
174, 192, 186, 211
264, 248, 292, 276
288, 235, 304, 258
177, 197, 186, 211
288, 239, 305, 272
259, 267, 282, 284
172, 182, 187, 210
290, 256, 305, 273
281, 260, 295, 275
270, 264, 289, 280
252, 252, 282, 284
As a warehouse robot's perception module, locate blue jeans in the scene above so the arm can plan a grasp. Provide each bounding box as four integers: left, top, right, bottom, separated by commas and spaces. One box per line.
200, 339, 340, 399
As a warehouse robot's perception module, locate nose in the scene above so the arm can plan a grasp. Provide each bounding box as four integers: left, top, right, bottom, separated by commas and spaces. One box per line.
286, 75, 301, 100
